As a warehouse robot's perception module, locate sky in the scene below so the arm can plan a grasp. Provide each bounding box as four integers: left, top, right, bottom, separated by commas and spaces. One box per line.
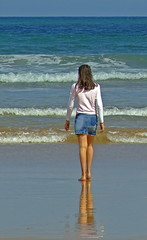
0, 0, 147, 17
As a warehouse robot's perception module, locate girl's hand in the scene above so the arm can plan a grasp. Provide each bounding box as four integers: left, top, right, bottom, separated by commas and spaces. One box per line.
100, 122, 105, 132
64, 120, 70, 131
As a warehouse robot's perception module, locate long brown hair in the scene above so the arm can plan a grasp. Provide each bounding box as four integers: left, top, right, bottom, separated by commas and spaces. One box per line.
76, 64, 95, 90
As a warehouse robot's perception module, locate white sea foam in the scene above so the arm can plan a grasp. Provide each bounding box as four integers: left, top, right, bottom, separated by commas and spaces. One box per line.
0, 130, 146, 144
136, 132, 147, 137
0, 54, 62, 66
104, 107, 147, 117
0, 54, 139, 70
107, 129, 147, 144
1, 54, 147, 79
0, 107, 146, 117
0, 72, 77, 83
108, 134, 147, 144
0, 132, 67, 144
93, 71, 147, 81
0, 70, 147, 83
102, 57, 127, 68
0, 107, 68, 116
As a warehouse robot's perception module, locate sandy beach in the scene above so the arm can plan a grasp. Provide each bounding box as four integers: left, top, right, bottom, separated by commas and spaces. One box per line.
0, 143, 147, 240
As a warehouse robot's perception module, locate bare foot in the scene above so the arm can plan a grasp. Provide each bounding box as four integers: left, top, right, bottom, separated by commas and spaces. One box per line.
78, 177, 86, 181
86, 173, 91, 180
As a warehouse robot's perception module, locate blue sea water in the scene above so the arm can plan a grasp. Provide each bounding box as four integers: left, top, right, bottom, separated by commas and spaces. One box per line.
0, 17, 147, 143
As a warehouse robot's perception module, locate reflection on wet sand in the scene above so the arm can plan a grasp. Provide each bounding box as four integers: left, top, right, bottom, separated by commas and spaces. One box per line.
77, 181, 104, 239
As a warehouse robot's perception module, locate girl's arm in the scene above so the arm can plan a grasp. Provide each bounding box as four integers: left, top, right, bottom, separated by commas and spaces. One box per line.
65, 84, 76, 130
96, 85, 104, 131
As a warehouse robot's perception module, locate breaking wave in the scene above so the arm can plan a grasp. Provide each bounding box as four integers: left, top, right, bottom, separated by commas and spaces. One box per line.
0, 71, 147, 83
0, 127, 146, 144
0, 107, 146, 117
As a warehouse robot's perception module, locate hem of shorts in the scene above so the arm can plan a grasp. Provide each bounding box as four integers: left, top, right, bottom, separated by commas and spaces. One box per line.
75, 132, 96, 136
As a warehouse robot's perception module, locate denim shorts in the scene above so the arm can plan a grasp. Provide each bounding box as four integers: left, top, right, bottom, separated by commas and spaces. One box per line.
74, 113, 98, 136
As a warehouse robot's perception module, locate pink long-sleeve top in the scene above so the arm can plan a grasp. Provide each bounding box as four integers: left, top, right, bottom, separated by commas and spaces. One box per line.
66, 83, 104, 123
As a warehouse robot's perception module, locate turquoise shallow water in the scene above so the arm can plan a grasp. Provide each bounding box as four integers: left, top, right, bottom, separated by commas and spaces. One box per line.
0, 17, 147, 143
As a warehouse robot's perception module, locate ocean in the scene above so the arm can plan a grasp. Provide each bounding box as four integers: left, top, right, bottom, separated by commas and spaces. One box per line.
0, 17, 147, 144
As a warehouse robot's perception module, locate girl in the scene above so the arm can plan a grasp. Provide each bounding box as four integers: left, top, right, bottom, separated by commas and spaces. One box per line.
64, 65, 104, 181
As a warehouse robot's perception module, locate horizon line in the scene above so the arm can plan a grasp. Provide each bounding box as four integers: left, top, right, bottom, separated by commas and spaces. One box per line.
0, 15, 147, 18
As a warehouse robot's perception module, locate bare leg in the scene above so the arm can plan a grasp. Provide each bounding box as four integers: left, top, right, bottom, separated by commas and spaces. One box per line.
86, 135, 94, 179
77, 134, 95, 181
77, 134, 87, 181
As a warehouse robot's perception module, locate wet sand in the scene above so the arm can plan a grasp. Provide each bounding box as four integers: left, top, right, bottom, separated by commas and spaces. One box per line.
0, 143, 147, 240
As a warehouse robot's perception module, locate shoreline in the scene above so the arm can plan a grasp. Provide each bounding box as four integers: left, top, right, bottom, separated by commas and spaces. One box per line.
0, 126, 146, 144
